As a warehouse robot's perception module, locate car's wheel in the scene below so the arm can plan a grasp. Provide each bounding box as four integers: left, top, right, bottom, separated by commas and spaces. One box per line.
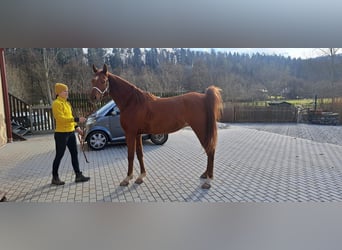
87, 131, 108, 150
150, 134, 168, 145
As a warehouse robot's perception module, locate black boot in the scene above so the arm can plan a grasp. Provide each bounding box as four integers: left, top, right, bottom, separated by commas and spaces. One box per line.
51, 176, 65, 185
75, 172, 90, 183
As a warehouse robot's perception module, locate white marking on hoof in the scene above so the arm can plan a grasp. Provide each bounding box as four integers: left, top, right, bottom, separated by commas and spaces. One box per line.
120, 180, 129, 186
120, 175, 133, 186
201, 182, 211, 189
135, 178, 143, 184
134, 173, 146, 185
201, 178, 212, 189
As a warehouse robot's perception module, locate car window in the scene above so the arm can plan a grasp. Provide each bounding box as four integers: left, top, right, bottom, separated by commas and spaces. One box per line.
105, 108, 114, 116
113, 106, 120, 115
93, 100, 116, 117
97, 100, 114, 113
105, 106, 120, 116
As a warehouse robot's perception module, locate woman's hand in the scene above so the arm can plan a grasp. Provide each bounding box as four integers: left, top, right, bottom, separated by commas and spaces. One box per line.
79, 117, 87, 123
76, 127, 84, 136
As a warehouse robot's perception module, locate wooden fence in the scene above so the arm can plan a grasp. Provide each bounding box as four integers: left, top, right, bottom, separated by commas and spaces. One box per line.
11, 93, 342, 135
221, 103, 298, 123
68, 93, 110, 116
320, 97, 342, 121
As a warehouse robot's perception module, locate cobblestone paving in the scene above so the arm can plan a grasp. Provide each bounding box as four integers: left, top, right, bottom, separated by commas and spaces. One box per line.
1, 123, 342, 202
237, 123, 342, 146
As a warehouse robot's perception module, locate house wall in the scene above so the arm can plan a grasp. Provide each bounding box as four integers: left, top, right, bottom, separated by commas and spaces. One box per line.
0, 70, 7, 147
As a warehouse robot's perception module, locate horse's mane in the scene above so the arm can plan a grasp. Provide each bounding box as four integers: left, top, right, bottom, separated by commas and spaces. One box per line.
109, 73, 157, 104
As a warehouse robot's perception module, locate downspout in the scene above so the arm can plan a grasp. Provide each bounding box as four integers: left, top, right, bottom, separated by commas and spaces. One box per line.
0, 48, 12, 143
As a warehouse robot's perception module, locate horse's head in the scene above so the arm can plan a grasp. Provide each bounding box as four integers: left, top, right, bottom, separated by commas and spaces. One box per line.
90, 64, 109, 102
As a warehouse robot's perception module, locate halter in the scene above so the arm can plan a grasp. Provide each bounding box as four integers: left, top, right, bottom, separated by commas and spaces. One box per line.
92, 78, 109, 100
92, 86, 109, 96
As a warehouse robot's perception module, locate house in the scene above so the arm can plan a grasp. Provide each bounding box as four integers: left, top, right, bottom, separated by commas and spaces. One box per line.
0, 48, 12, 147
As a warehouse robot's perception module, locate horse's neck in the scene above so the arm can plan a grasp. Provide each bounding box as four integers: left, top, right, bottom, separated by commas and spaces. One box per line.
108, 74, 137, 111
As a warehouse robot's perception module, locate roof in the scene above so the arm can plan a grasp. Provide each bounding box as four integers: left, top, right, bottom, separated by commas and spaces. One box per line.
268, 101, 292, 106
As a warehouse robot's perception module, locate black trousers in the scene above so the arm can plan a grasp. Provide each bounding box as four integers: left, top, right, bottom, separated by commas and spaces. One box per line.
52, 132, 81, 178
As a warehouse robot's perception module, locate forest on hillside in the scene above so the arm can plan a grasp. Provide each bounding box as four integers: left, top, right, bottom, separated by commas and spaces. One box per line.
4, 48, 342, 105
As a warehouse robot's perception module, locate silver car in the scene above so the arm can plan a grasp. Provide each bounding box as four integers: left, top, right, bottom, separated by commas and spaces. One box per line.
84, 100, 168, 150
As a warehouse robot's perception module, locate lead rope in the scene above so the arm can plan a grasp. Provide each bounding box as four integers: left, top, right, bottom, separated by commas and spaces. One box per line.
77, 125, 90, 163
76, 108, 94, 164
76, 83, 109, 163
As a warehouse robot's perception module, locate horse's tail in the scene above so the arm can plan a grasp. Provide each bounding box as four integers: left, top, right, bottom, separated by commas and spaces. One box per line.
204, 86, 223, 153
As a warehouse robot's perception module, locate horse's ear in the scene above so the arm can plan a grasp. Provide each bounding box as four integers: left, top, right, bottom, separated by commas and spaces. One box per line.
103, 64, 108, 75
92, 64, 98, 73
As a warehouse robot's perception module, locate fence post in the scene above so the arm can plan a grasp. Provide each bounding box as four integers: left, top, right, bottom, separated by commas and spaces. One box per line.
29, 105, 33, 134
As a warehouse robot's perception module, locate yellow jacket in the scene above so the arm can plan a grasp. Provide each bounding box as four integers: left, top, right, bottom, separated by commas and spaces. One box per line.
52, 96, 78, 132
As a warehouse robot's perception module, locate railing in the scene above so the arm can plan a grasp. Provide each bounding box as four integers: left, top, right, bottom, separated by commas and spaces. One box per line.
30, 105, 55, 133
9, 93, 30, 127
9, 94, 55, 133
9, 93, 108, 134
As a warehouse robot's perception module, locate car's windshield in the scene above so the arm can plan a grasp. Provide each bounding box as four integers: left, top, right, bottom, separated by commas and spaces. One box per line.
94, 100, 116, 117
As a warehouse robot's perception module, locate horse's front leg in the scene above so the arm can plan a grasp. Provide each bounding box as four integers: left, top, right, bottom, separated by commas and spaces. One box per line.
120, 134, 135, 186
135, 134, 146, 184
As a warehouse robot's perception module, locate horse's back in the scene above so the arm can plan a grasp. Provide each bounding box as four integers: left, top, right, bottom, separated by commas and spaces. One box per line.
152, 92, 206, 122
150, 92, 205, 115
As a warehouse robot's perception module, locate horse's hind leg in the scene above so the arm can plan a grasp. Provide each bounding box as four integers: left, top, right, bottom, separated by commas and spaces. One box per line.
135, 135, 146, 184
200, 150, 215, 189
190, 124, 215, 189
200, 150, 215, 179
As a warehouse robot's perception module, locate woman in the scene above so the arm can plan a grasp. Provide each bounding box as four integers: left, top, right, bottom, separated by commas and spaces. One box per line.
51, 83, 90, 185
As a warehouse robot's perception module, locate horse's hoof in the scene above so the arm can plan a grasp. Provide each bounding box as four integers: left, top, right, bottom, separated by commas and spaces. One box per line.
201, 182, 211, 189
120, 180, 129, 186
135, 178, 144, 185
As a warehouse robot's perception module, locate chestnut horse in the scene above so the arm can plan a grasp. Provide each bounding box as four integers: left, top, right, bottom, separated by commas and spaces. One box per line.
90, 64, 223, 189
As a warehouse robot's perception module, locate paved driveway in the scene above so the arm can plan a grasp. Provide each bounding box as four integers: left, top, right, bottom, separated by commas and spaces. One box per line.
237, 122, 342, 146
1, 123, 342, 202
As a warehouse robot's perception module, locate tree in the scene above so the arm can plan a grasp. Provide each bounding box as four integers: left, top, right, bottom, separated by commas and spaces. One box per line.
317, 48, 341, 96
86, 48, 106, 67
19, 48, 60, 104
159, 62, 185, 94
145, 48, 159, 70
108, 48, 123, 74
5, 48, 342, 105
132, 48, 143, 71
319, 48, 340, 80
187, 59, 210, 92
